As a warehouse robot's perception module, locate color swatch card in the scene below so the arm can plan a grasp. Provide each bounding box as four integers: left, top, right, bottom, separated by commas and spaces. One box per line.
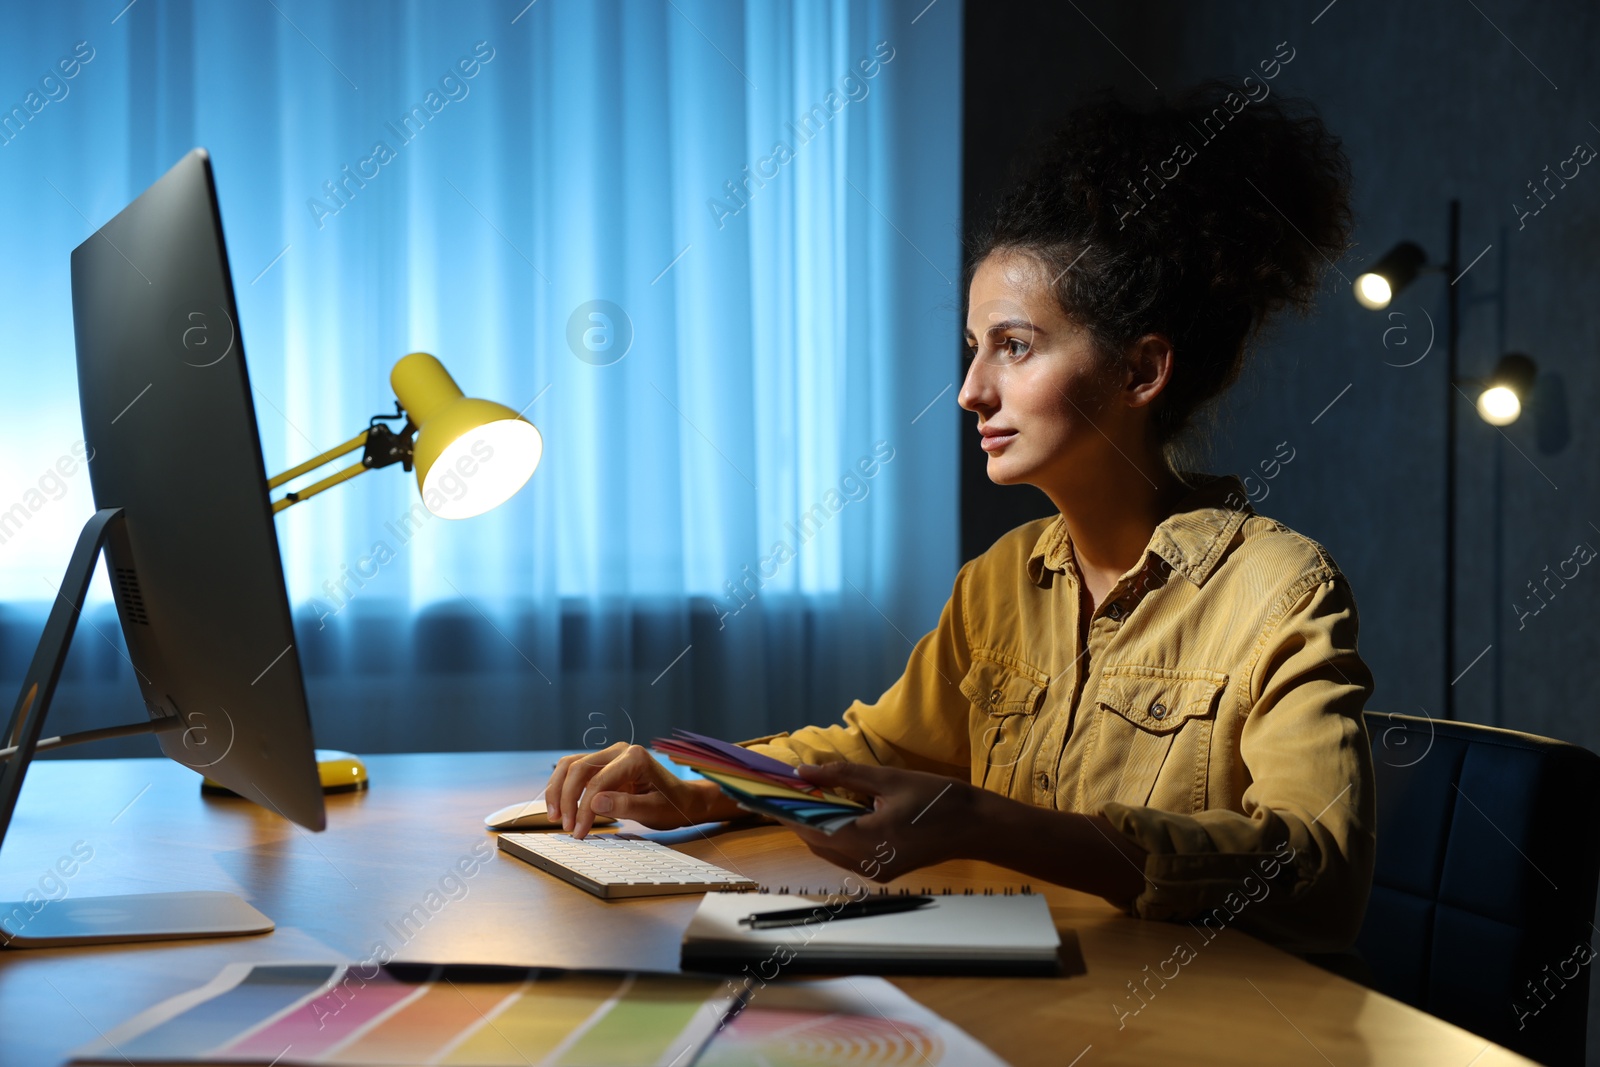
650, 729, 869, 833
697, 975, 1009, 1066
70, 963, 737, 1066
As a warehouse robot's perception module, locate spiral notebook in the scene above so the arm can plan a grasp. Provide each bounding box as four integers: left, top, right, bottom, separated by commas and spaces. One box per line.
682, 887, 1063, 976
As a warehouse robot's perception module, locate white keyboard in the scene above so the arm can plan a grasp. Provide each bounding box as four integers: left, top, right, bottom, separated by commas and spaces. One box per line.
497, 833, 759, 899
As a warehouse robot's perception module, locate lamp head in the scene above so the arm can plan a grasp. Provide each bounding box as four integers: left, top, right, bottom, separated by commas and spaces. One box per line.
390, 352, 543, 519
1475, 352, 1537, 427
1354, 241, 1427, 310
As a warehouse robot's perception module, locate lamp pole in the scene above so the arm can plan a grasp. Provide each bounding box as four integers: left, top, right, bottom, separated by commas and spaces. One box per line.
1443, 199, 1460, 721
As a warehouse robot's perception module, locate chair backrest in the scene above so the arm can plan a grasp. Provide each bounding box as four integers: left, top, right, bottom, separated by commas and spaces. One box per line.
1358, 711, 1600, 1067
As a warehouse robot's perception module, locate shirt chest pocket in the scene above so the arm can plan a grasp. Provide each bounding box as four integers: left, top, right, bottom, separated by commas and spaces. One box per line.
1090, 664, 1228, 811
959, 651, 1049, 796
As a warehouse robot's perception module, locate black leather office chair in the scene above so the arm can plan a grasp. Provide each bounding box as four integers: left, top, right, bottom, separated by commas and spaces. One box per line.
1357, 711, 1600, 1067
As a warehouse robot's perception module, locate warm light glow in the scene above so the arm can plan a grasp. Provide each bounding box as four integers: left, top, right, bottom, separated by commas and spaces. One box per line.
421, 418, 544, 519
1354, 273, 1393, 310
1476, 385, 1521, 426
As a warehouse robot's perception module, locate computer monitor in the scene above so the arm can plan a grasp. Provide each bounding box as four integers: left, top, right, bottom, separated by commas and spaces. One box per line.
0, 148, 325, 946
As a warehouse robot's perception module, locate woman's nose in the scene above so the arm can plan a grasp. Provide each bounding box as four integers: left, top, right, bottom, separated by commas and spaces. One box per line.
958, 354, 996, 414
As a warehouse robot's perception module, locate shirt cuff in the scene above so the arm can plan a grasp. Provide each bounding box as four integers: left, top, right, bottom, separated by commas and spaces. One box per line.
1097, 801, 1308, 921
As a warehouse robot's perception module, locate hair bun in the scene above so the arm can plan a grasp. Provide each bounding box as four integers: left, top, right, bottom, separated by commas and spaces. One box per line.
968, 80, 1354, 452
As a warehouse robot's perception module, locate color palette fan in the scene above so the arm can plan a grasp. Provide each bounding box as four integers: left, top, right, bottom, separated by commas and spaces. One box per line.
650, 729, 869, 834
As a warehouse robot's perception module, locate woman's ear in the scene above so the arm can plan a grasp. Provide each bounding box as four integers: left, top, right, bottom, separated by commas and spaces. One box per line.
1123, 334, 1174, 409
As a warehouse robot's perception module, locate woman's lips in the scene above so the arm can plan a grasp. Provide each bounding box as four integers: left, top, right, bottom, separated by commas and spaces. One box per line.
980, 431, 1017, 452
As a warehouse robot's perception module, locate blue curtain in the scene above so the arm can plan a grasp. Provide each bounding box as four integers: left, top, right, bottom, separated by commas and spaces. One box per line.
0, 0, 963, 754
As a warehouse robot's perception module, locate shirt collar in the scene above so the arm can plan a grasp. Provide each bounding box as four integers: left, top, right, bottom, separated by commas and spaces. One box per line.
1026, 473, 1252, 588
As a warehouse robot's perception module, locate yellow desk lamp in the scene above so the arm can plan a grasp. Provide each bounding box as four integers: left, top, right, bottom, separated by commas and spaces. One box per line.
203, 352, 543, 796
269, 352, 544, 518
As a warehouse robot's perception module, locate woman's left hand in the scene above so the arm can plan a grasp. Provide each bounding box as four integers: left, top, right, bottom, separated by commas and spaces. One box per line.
787, 761, 977, 882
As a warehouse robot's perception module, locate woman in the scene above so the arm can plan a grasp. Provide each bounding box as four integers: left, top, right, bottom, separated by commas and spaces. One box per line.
546, 84, 1375, 955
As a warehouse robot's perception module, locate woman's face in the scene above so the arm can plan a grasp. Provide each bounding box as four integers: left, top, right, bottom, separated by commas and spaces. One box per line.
959, 251, 1126, 497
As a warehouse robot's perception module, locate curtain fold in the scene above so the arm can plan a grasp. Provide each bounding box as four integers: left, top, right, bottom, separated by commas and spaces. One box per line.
0, 0, 963, 754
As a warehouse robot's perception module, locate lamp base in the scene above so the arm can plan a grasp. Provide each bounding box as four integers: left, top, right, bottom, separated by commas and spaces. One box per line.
202, 748, 369, 796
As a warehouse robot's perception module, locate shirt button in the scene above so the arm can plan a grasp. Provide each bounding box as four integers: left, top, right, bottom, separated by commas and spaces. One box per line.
1036, 772, 1051, 791
1106, 601, 1124, 621
988, 687, 1004, 706
1150, 702, 1167, 720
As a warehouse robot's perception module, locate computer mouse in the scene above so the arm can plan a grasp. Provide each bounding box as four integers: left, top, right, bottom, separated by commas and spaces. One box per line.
484, 797, 616, 830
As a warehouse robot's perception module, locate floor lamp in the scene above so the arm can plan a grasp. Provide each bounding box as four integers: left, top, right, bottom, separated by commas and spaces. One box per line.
1354, 201, 1537, 721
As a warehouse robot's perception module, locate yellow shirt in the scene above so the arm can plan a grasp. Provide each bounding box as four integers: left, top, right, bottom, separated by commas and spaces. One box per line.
737, 472, 1376, 954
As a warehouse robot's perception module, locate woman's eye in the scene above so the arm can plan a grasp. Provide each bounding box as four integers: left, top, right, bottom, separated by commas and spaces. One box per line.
963, 337, 1030, 363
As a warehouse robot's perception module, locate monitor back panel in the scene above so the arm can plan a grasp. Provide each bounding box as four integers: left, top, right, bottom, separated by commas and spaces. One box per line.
70, 148, 324, 831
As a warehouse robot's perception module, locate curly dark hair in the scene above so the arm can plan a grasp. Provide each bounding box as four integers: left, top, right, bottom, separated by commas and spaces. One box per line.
966, 81, 1354, 458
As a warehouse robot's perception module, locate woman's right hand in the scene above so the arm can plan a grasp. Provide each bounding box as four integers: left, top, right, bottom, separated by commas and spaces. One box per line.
544, 742, 743, 838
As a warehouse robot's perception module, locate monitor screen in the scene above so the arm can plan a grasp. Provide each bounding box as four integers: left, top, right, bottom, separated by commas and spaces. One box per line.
66, 148, 324, 831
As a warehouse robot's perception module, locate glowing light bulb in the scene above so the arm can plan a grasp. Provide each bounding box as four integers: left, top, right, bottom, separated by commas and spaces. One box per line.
422, 419, 543, 519
1354, 273, 1393, 310
1476, 385, 1521, 426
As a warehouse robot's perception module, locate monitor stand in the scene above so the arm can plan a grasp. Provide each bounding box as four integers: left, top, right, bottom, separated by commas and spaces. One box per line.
0, 891, 272, 948
0, 508, 274, 948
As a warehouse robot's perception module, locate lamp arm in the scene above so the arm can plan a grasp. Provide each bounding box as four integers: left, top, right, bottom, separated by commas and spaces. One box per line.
267, 413, 418, 515
267, 430, 371, 490
271, 459, 372, 514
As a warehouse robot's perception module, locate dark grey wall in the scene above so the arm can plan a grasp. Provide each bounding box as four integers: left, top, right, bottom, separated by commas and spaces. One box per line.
960, 2, 1600, 1061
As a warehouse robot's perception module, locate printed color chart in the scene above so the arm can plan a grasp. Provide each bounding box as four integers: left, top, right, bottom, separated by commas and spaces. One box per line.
73, 963, 733, 1066
71, 963, 1008, 1066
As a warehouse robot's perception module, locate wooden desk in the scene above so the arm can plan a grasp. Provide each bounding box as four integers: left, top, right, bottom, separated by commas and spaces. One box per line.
0, 754, 1534, 1066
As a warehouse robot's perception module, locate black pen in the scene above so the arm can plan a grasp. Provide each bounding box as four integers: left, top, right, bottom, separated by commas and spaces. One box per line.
738, 895, 935, 929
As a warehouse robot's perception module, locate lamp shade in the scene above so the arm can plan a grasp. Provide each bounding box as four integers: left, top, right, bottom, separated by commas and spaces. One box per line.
390, 352, 543, 519
1353, 241, 1428, 310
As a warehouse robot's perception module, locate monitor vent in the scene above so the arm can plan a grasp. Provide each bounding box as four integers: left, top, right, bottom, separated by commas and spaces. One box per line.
115, 567, 150, 625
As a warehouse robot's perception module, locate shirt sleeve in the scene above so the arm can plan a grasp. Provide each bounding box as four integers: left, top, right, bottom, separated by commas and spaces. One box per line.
733, 563, 976, 781
1094, 572, 1377, 954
